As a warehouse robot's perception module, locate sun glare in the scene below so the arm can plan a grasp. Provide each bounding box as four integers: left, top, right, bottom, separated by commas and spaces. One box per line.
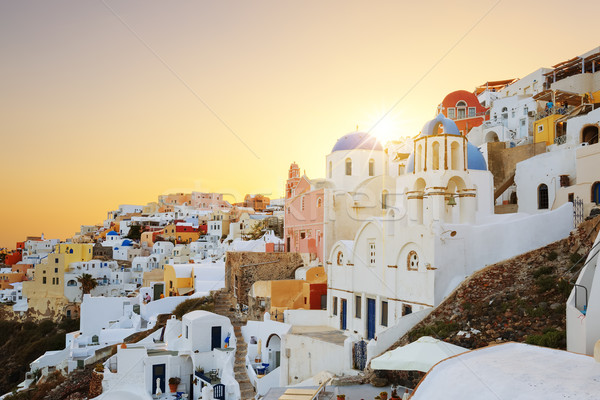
366, 111, 405, 143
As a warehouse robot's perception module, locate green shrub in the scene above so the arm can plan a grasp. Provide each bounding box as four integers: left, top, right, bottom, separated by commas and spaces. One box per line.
533, 266, 553, 278
526, 329, 566, 349
570, 253, 583, 264
172, 296, 214, 319
535, 275, 556, 293
557, 279, 572, 297
546, 251, 558, 261
408, 321, 459, 342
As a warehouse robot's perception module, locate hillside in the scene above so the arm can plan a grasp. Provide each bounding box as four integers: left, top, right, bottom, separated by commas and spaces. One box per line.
0, 317, 80, 395
369, 216, 600, 388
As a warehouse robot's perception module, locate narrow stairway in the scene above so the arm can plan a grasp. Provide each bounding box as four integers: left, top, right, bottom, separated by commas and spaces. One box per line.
214, 290, 254, 400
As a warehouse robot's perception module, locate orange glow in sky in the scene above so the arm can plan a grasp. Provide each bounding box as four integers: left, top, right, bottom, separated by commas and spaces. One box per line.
1, 0, 599, 247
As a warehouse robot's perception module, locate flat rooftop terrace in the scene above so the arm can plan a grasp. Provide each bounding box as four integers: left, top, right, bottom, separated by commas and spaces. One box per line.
289, 326, 347, 346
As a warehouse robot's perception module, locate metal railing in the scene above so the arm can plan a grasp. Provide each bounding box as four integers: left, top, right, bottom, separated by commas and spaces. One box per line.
554, 135, 567, 145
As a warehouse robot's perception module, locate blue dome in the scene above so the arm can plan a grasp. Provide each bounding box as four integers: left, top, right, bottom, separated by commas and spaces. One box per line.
406, 152, 415, 173
121, 239, 133, 246
331, 132, 383, 152
406, 115, 487, 173
466, 142, 487, 170
419, 114, 461, 137
107, 231, 118, 236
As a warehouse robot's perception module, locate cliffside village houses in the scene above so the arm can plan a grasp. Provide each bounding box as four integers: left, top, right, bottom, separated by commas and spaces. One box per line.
2, 46, 600, 399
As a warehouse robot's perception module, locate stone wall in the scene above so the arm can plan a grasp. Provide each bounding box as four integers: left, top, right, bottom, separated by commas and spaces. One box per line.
93, 243, 113, 259
225, 252, 303, 307
487, 141, 546, 193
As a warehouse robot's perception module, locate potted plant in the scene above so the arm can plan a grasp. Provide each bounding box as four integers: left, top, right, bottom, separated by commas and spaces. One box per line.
380, 392, 388, 400
336, 395, 345, 400
390, 388, 399, 400
168, 377, 181, 392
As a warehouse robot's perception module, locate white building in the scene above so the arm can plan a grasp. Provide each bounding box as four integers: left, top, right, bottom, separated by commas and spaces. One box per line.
326, 114, 573, 341
153, 241, 175, 256
567, 228, 600, 356
241, 313, 291, 396
100, 311, 239, 400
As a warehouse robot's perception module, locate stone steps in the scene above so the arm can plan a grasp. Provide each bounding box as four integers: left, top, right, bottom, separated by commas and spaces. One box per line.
214, 289, 254, 399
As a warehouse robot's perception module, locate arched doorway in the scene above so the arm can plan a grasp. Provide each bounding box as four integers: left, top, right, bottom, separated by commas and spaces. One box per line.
582, 125, 599, 145
538, 184, 549, 209
266, 334, 281, 369
485, 131, 499, 143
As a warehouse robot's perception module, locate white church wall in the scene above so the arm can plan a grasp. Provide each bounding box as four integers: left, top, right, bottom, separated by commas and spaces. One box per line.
433, 203, 573, 303
515, 148, 576, 214
567, 229, 600, 355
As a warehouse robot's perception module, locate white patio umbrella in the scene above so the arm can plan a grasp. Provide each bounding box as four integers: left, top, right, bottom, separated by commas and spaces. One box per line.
371, 336, 468, 372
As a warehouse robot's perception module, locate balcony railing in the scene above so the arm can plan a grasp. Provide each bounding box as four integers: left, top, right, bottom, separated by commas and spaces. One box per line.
554, 135, 567, 145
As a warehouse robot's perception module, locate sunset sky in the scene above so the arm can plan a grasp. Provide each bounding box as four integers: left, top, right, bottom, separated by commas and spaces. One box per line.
1, 0, 600, 247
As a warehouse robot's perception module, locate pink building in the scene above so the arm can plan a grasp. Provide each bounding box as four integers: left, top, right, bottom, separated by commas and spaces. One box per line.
284, 163, 325, 262
191, 192, 231, 210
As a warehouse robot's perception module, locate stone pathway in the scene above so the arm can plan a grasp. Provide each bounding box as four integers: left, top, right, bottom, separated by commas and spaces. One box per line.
214, 290, 254, 400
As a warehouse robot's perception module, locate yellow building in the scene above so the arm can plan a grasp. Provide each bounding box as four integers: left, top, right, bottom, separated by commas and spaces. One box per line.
305, 266, 327, 284
163, 264, 194, 296
143, 202, 161, 214
22, 253, 70, 318
54, 243, 94, 269
533, 114, 563, 146
141, 231, 155, 247
250, 270, 327, 321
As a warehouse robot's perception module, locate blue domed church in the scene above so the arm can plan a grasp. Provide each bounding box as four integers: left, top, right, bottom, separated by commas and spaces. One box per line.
325, 114, 571, 343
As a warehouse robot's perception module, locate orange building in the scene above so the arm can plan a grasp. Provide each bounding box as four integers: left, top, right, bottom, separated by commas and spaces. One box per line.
437, 90, 488, 135
0, 264, 31, 290
236, 194, 271, 212
249, 266, 327, 321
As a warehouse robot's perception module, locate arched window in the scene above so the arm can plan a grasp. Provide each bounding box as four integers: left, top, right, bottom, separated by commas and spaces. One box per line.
450, 142, 460, 170
416, 145, 423, 172
538, 184, 549, 209
345, 158, 352, 176
407, 250, 419, 271
432, 142, 440, 170
592, 182, 600, 205
328, 161, 332, 179
456, 101, 467, 119
317, 197, 323, 208
369, 159, 375, 176
381, 190, 388, 210
337, 251, 344, 266
398, 164, 405, 175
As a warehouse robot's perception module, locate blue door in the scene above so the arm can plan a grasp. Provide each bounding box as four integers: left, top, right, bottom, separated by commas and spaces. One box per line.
367, 298, 376, 340
152, 364, 166, 394
593, 182, 600, 205
341, 299, 347, 330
